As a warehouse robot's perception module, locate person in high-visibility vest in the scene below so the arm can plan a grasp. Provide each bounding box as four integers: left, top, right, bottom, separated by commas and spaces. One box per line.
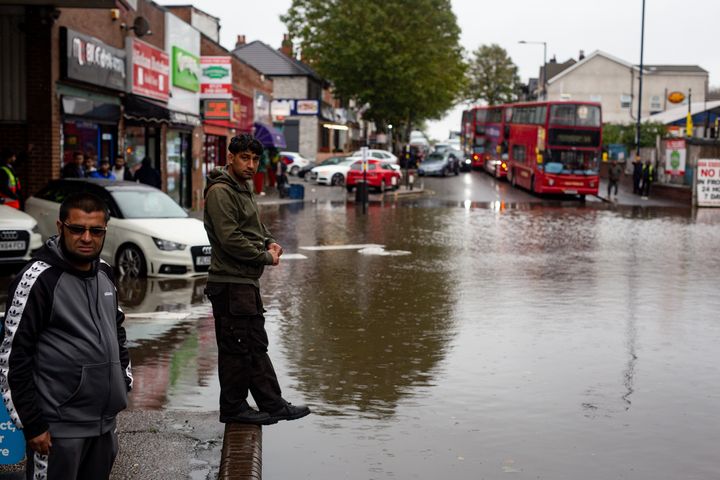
0, 149, 22, 210
641, 159, 654, 199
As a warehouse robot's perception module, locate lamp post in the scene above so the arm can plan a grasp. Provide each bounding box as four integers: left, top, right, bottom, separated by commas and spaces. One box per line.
635, 0, 646, 160
519, 40, 547, 100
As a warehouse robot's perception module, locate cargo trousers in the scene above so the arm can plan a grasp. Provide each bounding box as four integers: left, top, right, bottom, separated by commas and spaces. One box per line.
205, 282, 285, 416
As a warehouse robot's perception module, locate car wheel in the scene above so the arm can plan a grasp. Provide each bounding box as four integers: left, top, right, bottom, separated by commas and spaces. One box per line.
454, 165, 460, 176
442, 166, 449, 177
290, 166, 300, 176
380, 179, 387, 193
117, 244, 147, 278
331, 173, 344, 186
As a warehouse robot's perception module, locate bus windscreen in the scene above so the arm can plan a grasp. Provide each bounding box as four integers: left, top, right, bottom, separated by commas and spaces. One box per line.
549, 104, 601, 127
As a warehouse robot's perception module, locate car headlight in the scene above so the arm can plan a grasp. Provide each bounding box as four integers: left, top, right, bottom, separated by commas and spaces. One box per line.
153, 237, 187, 251
32, 224, 41, 234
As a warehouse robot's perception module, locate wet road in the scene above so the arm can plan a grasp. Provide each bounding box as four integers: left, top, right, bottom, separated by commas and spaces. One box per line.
3, 171, 720, 479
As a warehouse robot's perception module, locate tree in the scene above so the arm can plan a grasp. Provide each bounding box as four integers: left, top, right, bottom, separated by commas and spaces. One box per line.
464, 44, 520, 105
602, 122, 667, 147
282, 0, 466, 141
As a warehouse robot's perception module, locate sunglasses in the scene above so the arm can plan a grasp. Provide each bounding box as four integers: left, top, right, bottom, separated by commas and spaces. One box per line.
63, 223, 107, 237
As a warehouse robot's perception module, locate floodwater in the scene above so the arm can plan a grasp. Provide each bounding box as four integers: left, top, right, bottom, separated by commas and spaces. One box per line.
116, 197, 720, 480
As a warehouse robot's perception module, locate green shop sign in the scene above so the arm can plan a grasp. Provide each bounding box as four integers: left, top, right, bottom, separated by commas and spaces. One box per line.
172, 46, 200, 92
203, 65, 229, 79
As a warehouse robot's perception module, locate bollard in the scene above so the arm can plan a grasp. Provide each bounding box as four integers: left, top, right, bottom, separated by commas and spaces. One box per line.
354, 180, 368, 205
219, 424, 262, 479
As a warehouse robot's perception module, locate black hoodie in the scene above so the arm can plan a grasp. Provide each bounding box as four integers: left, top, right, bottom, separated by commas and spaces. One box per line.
0, 236, 132, 440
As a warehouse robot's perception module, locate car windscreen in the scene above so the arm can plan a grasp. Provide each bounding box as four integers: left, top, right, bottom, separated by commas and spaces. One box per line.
111, 190, 188, 219
426, 153, 445, 162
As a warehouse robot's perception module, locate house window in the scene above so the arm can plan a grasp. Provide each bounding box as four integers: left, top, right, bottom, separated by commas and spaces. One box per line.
621, 94, 632, 109
650, 95, 662, 111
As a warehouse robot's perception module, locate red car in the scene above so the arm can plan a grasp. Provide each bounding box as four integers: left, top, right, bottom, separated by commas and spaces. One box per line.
345, 159, 401, 193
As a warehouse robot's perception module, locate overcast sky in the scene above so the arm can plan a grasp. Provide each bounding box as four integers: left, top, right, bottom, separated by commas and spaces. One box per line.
157, 0, 720, 140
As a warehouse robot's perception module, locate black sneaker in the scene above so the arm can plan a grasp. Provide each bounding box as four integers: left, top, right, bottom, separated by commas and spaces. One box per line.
220, 409, 271, 425
262, 402, 311, 425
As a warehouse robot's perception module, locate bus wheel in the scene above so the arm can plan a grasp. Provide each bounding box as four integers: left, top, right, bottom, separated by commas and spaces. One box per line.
510, 171, 516, 188
530, 176, 535, 193
579, 194, 586, 202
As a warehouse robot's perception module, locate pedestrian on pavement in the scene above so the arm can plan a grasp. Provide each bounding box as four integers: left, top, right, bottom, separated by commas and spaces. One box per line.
83, 155, 97, 177
1, 192, 132, 480
0, 148, 22, 210
253, 148, 269, 195
61, 151, 85, 179
112, 156, 134, 181
267, 148, 279, 189
203, 134, 310, 426
607, 159, 623, 200
632, 155, 643, 194
133, 157, 161, 189
89, 158, 117, 180
276, 159, 289, 198
641, 159, 654, 199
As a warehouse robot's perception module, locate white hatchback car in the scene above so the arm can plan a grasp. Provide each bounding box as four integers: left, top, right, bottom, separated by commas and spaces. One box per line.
25, 179, 211, 278
280, 151, 313, 176
0, 205, 43, 266
351, 149, 399, 164
311, 157, 358, 186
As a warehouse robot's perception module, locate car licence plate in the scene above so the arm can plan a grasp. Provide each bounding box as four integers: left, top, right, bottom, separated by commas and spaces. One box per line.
564, 190, 577, 194
196, 255, 211, 266
0, 241, 26, 251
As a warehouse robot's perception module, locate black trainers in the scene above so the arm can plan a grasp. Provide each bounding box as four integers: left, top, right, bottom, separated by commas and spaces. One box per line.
262, 402, 311, 425
220, 409, 271, 425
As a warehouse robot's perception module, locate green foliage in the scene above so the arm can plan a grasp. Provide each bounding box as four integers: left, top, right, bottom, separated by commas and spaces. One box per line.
282, 0, 466, 137
464, 44, 520, 105
602, 122, 667, 147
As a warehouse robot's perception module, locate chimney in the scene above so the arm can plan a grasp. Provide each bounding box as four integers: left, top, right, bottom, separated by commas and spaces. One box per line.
236, 35, 246, 48
579, 50, 585, 61
279, 33, 293, 58
549, 55, 557, 64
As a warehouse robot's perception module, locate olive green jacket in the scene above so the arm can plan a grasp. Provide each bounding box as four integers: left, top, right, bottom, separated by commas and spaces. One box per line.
203, 167, 276, 286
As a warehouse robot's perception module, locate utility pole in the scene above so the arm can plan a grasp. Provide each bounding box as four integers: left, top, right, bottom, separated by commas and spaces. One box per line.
635, 0, 646, 160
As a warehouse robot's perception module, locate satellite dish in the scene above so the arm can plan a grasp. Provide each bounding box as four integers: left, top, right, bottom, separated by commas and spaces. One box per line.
133, 16, 151, 37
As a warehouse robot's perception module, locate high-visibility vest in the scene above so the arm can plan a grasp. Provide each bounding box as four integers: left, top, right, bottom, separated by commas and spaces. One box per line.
0, 165, 20, 209
642, 164, 654, 182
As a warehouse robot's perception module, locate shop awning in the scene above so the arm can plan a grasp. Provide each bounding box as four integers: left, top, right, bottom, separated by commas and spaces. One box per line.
253, 122, 286, 149
124, 95, 170, 124
61, 95, 120, 122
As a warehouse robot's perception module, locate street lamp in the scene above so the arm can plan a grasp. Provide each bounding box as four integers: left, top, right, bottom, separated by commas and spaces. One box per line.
519, 40, 547, 100
635, 0, 646, 159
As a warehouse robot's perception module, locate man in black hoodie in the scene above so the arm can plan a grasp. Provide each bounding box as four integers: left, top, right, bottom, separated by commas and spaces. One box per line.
1, 192, 132, 480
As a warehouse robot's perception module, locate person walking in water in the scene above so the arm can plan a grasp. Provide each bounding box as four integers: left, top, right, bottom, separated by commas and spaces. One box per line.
607, 159, 623, 201
203, 134, 310, 425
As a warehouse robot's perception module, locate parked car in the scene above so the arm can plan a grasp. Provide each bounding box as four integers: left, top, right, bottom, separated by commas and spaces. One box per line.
298, 155, 348, 179
0, 205, 43, 267
280, 151, 313, 176
417, 150, 462, 176
311, 157, 357, 186
350, 149, 399, 164
25, 179, 211, 278
346, 159, 402, 193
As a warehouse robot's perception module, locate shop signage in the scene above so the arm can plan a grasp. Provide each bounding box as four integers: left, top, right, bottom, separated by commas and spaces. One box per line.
296, 100, 319, 115
664, 139, 686, 175
271, 99, 293, 120
172, 46, 200, 92
61, 27, 126, 91
696, 159, 720, 207
0, 406, 25, 464
668, 91, 685, 104
200, 57, 232, 99
254, 91, 271, 124
202, 99, 232, 120
234, 92, 253, 132
127, 38, 169, 102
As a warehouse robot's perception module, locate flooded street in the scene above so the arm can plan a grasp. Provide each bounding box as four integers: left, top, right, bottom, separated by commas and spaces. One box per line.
116, 174, 720, 480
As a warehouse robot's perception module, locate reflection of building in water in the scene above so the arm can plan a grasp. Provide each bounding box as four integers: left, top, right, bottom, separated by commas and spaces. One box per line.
262, 206, 461, 418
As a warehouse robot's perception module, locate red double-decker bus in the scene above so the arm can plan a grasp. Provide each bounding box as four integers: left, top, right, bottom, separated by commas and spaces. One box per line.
505, 101, 602, 197
474, 105, 508, 177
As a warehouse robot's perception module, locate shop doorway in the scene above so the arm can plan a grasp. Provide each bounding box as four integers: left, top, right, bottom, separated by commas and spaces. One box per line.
166, 130, 192, 208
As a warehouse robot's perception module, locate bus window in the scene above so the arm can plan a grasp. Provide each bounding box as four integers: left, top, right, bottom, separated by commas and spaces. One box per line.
550, 104, 601, 127
512, 145, 526, 163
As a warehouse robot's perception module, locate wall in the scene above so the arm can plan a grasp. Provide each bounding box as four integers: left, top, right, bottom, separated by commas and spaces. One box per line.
273, 76, 307, 99
547, 54, 708, 124
298, 115, 318, 159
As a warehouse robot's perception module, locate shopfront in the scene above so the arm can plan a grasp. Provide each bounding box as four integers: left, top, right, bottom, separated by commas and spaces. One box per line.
59, 28, 126, 168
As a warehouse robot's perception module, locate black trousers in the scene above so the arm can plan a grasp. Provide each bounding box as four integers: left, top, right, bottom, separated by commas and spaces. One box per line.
608, 179, 619, 196
205, 282, 284, 415
642, 180, 652, 197
25, 430, 118, 480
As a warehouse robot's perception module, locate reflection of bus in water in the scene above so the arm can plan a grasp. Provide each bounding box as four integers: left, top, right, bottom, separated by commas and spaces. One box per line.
505, 101, 602, 197
460, 109, 474, 161
474, 105, 508, 178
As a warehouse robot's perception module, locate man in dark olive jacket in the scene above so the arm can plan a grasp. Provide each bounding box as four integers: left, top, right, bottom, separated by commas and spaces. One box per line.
1, 192, 132, 480
203, 134, 310, 426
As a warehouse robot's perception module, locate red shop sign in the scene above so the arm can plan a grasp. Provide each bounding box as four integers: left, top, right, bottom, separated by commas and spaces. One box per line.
128, 38, 169, 102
